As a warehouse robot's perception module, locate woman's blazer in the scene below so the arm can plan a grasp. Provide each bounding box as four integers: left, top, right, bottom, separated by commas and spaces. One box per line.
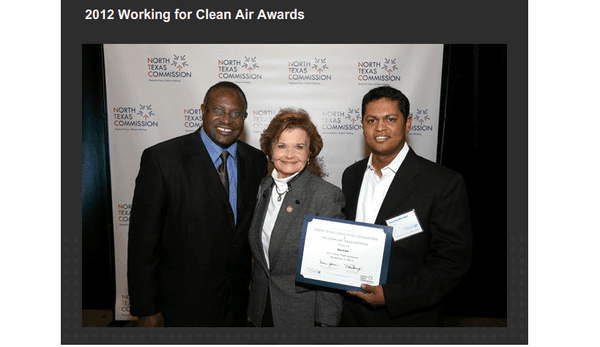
247, 169, 345, 327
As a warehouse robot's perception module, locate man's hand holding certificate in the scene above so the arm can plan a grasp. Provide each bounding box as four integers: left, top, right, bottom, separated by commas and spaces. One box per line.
295, 215, 393, 292
347, 283, 386, 307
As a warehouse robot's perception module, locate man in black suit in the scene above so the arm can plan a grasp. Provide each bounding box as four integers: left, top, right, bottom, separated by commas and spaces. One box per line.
127, 81, 268, 327
341, 86, 472, 327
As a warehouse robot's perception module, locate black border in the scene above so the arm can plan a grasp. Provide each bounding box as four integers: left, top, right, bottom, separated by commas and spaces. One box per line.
65, 0, 526, 344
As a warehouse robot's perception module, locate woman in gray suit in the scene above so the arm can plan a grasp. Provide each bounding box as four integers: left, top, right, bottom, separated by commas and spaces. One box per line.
247, 108, 345, 327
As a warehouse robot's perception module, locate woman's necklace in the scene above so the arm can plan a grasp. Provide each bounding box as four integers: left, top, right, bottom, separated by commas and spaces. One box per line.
274, 183, 289, 202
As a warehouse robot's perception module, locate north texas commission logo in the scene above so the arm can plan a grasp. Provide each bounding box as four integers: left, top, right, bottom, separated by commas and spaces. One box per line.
218, 56, 263, 80
116, 203, 131, 224
357, 58, 401, 82
112, 104, 159, 128
409, 108, 434, 134
251, 109, 278, 133
120, 293, 131, 313
288, 58, 333, 82
183, 107, 203, 131
320, 107, 362, 132
314, 156, 330, 178
147, 54, 193, 79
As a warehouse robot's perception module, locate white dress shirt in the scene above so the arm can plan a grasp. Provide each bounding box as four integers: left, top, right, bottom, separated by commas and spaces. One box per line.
261, 169, 300, 269
355, 144, 410, 224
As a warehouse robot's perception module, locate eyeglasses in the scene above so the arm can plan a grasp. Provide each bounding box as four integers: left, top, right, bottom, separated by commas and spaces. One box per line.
208, 108, 247, 120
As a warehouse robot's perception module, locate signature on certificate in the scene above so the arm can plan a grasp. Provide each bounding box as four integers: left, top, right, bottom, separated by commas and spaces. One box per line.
344, 264, 362, 272
319, 259, 339, 267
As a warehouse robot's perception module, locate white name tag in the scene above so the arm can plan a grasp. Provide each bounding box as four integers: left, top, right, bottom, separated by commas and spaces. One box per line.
386, 209, 423, 241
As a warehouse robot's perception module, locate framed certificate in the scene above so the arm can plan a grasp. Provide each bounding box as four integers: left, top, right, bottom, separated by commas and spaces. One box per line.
295, 215, 393, 292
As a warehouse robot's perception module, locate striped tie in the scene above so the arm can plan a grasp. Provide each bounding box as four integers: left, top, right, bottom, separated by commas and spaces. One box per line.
217, 151, 229, 196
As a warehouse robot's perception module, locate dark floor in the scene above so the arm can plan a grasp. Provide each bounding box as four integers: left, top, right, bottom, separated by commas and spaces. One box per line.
82, 310, 506, 328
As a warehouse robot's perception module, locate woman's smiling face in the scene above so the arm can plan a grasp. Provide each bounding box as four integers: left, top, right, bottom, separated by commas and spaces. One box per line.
272, 128, 310, 179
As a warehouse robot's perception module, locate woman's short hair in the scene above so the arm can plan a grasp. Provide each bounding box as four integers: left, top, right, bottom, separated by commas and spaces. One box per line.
260, 108, 323, 159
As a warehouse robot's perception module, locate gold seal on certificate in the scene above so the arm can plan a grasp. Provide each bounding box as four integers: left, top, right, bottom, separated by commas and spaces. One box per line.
295, 215, 393, 292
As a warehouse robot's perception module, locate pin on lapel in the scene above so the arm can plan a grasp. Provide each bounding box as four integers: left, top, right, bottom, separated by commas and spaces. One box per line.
286, 206, 293, 213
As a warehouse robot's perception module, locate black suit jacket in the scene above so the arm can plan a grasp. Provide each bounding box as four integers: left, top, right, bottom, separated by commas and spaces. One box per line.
127, 127, 267, 327
341, 147, 472, 327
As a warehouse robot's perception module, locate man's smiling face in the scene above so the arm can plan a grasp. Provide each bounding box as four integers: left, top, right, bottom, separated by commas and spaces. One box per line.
362, 97, 412, 158
201, 86, 247, 148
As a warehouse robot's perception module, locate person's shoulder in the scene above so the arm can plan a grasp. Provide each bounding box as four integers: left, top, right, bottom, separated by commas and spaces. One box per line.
305, 170, 342, 193
237, 140, 265, 158
409, 149, 463, 182
143, 132, 194, 154
343, 157, 369, 176
256, 175, 274, 193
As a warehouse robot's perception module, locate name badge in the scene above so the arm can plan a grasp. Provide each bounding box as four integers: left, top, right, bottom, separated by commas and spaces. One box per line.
386, 209, 423, 241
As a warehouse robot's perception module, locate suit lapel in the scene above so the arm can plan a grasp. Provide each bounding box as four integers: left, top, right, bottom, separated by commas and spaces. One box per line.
267, 170, 311, 267
374, 148, 420, 225
250, 177, 274, 271
345, 159, 368, 222
184, 128, 231, 209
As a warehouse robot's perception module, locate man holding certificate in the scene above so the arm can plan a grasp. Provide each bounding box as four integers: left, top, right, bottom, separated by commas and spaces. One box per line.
340, 86, 472, 327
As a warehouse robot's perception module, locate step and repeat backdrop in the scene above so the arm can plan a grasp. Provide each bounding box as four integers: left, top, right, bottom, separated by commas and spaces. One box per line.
103, 44, 443, 320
